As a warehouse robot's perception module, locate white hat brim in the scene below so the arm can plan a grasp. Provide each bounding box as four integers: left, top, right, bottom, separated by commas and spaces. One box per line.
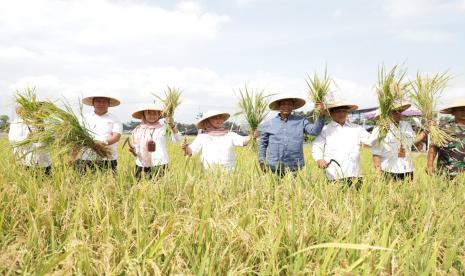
327, 102, 358, 112
269, 97, 306, 111
196, 111, 230, 129
440, 99, 465, 114
132, 105, 164, 120
82, 96, 120, 107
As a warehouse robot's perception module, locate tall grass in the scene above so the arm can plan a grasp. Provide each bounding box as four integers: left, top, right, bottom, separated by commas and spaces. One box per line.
306, 68, 333, 120
153, 86, 182, 137
0, 137, 464, 274
408, 72, 453, 147
236, 85, 270, 148
14, 87, 47, 126
375, 65, 409, 142
153, 86, 182, 118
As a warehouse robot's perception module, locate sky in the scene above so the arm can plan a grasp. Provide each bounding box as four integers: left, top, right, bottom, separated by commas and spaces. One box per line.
1, 0, 464, 123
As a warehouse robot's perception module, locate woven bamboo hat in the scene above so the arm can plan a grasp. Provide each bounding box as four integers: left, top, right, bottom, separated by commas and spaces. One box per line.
440, 99, 465, 114
327, 100, 358, 112
269, 95, 306, 111
132, 103, 164, 120
82, 94, 120, 107
196, 110, 230, 129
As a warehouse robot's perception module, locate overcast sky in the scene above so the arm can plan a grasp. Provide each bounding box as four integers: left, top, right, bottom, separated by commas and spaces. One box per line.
1, 0, 464, 123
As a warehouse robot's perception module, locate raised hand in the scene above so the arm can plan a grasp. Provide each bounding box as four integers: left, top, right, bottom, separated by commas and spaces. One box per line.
166, 116, 175, 128
128, 146, 136, 156
317, 159, 329, 169
314, 101, 326, 113
181, 137, 191, 156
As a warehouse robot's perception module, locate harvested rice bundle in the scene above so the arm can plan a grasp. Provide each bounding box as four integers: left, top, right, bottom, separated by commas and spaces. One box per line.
236, 85, 270, 147
15, 87, 52, 127
409, 71, 453, 146
153, 86, 182, 136
13, 90, 111, 159
153, 86, 182, 117
375, 65, 409, 142
306, 67, 333, 120
236, 85, 270, 132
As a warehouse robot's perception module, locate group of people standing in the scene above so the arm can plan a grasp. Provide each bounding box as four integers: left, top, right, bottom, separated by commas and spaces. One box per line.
8, 93, 465, 182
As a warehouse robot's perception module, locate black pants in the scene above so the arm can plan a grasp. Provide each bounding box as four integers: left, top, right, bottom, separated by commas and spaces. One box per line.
383, 171, 414, 181
24, 165, 52, 176
135, 165, 167, 181
75, 160, 117, 174
331, 177, 362, 190
265, 165, 297, 177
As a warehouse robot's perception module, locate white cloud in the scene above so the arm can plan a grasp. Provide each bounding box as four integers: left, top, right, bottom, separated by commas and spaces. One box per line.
236, 0, 267, 6
332, 78, 376, 109
384, 0, 464, 17
332, 9, 344, 18
2, 67, 383, 122
0, 0, 230, 50
0, 46, 40, 62
3, 67, 464, 123
176, 1, 203, 13
396, 29, 456, 43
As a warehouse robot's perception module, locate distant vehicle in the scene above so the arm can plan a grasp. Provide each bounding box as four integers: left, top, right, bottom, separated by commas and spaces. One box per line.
182, 128, 198, 136
236, 130, 249, 136
364, 125, 375, 133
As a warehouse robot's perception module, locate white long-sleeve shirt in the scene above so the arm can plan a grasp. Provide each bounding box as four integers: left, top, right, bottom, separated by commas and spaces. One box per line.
371, 121, 415, 173
80, 112, 123, 161
189, 132, 247, 170
133, 124, 182, 167
312, 121, 375, 180
8, 118, 51, 167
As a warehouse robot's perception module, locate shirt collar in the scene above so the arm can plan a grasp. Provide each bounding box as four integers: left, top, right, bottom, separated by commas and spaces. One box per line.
276, 113, 293, 122
329, 120, 350, 128
92, 111, 109, 117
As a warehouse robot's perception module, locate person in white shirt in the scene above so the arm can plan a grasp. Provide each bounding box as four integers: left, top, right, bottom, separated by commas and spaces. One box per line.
76, 94, 123, 173
181, 110, 255, 171
128, 104, 182, 180
312, 101, 375, 186
8, 106, 52, 175
371, 103, 428, 181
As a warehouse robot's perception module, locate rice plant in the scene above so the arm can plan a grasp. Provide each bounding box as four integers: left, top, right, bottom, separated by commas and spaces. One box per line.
306, 67, 333, 120
153, 86, 182, 118
15, 86, 50, 126
12, 90, 111, 160
236, 85, 270, 147
0, 138, 464, 274
375, 65, 409, 142
408, 71, 454, 147
153, 86, 182, 136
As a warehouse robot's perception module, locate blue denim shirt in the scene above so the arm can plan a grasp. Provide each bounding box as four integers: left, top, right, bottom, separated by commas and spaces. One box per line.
258, 114, 325, 171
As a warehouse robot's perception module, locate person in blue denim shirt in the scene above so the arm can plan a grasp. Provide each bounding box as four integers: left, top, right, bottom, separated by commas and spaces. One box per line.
258, 95, 325, 175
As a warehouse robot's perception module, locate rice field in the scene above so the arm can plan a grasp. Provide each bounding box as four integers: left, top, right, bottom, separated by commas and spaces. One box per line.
0, 137, 464, 274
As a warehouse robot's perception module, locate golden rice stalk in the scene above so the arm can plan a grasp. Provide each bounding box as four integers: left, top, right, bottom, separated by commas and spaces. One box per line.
235, 85, 271, 149
13, 90, 111, 159
153, 86, 182, 118
236, 85, 270, 132
306, 67, 333, 120
375, 65, 409, 142
408, 71, 454, 146
15, 87, 51, 126
153, 86, 182, 137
